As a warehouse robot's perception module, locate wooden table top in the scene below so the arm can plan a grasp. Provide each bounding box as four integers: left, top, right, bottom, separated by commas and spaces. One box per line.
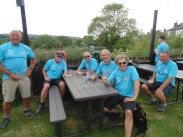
63, 70, 119, 101
135, 64, 183, 80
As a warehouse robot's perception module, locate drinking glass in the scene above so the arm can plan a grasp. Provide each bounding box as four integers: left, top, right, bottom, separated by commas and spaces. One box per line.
68, 69, 72, 77
78, 72, 82, 83
90, 72, 95, 82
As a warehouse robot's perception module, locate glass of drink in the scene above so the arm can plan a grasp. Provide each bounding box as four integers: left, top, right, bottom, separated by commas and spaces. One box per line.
148, 76, 153, 86
86, 71, 90, 80
16, 72, 24, 78
78, 72, 82, 83
83, 77, 88, 87
68, 69, 72, 77
90, 72, 95, 82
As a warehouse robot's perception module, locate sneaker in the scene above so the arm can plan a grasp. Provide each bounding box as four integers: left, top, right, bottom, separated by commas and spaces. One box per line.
145, 99, 157, 105
24, 109, 35, 118
109, 112, 120, 122
62, 99, 66, 106
157, 104, 167, 112
35, 104, 44, 114
0, 118, 10, 129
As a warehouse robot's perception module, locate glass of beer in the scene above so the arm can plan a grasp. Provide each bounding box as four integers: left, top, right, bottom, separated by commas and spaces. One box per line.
90, 72, 95, 82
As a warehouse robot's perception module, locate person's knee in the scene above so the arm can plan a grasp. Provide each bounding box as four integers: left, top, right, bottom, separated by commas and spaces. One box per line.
141, 84, 148, 91
125, 109, 133, 118
104, 107, 110, 113
59, 81, 65, 89
43, 83, 50, 90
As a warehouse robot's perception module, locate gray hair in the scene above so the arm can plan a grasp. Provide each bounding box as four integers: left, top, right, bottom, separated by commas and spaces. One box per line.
83, 52, 90, 57
9, 30, 22, 36
101, 49, 111, 56
114, 54, 130, 65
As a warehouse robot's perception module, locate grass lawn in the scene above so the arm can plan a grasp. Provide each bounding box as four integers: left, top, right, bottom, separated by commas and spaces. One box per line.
0, 88, 183, 137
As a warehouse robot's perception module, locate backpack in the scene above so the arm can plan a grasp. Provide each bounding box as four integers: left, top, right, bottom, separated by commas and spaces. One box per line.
133, 102, 148, 137
91, 53, 100, 65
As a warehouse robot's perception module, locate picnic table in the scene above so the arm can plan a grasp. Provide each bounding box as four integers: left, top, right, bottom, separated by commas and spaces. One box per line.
135, 64, 183, 105
176, 61, 183, 70
63, 70, 119, 134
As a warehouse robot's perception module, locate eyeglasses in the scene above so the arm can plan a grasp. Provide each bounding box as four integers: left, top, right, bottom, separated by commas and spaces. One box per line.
84, 56, 90, 58
57, 55, 63, 58
118, 62, 126, 65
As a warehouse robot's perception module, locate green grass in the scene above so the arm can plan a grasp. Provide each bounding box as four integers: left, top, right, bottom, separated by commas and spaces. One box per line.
0, 87, 183, 137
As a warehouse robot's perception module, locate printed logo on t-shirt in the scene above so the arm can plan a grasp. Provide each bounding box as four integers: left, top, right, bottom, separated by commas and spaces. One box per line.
123, 76, 128, 81
117, 77, 121, 83
21, 50, 25, 55
59, 65, 62, 69
164, 69, 167, 73
8, 49, 13, 56
108, 69, 112, 74
51, 65, 55, 70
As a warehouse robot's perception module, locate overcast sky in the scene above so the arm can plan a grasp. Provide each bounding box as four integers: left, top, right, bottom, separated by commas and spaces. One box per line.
0, 0, 182, 38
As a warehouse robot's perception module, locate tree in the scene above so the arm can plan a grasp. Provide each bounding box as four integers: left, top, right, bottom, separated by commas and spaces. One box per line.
88, 3, 138, 51
76, 39, 82, 47
32, 35, 57, 49
55, 36, 73, 47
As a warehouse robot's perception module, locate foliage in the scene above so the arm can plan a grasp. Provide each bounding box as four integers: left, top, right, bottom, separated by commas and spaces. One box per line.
32, 35, 58, 49
75, 39, 82, 47
0, 38, 8, 45
88, 3, 138, 51
55, 36, 73, 47
83, 35, 101, 46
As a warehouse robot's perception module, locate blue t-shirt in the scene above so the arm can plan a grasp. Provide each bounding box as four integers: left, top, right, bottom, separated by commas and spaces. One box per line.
0, 42, 35, 80
155, 60, 178, 86
155, 43, 169, 62
79, 58, 98, 72
108, 66, 139, 98
97, 60, 118, 77
44, 59, 67, 80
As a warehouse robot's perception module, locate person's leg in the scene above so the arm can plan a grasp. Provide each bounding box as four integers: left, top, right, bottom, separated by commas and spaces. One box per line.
141, 84, 155, 99
59, 81, 65, 98
124, 109, 133, 137
23, 97, 30, 108
40, 83, 50, 103
3, 101, 12, 116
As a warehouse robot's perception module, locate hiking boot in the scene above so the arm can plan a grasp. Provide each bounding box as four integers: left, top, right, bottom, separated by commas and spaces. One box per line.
145, 99, 157, 105
35, 104, 44, 114
157, 104, 167, 112
0, 118, 10, 129
24, 109, 35, 118
109, 112, 120, 122
62, 99, 66, 106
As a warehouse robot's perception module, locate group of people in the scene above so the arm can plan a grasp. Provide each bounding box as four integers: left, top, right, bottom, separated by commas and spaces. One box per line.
0, 30, 178, 137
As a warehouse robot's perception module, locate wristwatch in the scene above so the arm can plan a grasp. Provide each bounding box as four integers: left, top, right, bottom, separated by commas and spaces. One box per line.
29, 67, 34, 70
160, 85, 165, 89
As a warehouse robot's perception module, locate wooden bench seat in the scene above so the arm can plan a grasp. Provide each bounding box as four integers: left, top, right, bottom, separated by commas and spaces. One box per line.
49, 85, 66, 137
139, 78, 148, 84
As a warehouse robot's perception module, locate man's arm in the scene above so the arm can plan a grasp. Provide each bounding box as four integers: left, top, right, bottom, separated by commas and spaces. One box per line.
63, 70, 69, 78
24, 57, 37, 76
0, 62, 19, 80
42, 68, 50, 81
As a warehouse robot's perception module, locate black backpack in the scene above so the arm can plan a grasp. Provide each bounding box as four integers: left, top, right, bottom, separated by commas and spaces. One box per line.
133, 102, 148, 137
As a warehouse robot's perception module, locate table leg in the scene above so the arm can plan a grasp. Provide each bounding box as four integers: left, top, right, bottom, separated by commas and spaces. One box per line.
99, 98, 104, 131
176, 80, 180, 101
56, 123, 61, 137
87, 100, 92, 133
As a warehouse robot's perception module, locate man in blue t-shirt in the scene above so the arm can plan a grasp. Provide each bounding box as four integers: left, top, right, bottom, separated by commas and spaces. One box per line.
155, 35, 169, 63
91, 49, 118, 86
0, 30, 36, 129
76, 52, 98, 75
102, 54, 140, 137
35, 51, 69, 114
141, 51, 178, 112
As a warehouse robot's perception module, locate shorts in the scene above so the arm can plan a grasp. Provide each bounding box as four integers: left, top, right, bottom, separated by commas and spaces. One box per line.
43, 77, 63, 87
146, 81, 174, 95
104, 95, 136, 112
2, 76, 31, 102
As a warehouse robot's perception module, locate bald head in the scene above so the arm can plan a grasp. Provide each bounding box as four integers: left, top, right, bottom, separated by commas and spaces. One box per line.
9, 30, 22, 46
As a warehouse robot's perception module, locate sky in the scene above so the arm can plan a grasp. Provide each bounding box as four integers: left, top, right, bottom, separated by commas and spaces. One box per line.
0, 0, 182, 38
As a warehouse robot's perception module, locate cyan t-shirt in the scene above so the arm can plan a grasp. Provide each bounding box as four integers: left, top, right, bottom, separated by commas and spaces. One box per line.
97, 60, 118, 77
44, 59, 67, 80
0, 42, 35, 80
155, 60, 178, 86
79, 58, 98, 72
108, 66, 139, 98
155, 43, 169, 62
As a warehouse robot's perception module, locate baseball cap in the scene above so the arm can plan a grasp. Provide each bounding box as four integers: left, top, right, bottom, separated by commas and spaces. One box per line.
158, 35, 165, 40
56, 51, 64, 57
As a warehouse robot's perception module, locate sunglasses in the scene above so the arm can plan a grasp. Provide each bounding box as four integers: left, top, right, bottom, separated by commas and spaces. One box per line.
84, 56, 90, 58
57, 55, 63, 58
118, 62, 126, 65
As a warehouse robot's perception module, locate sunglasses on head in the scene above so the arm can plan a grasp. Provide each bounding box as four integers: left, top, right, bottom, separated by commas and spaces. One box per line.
84, 56, 90, 58
57, 55, 63, 58
118, 62, 126, 65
